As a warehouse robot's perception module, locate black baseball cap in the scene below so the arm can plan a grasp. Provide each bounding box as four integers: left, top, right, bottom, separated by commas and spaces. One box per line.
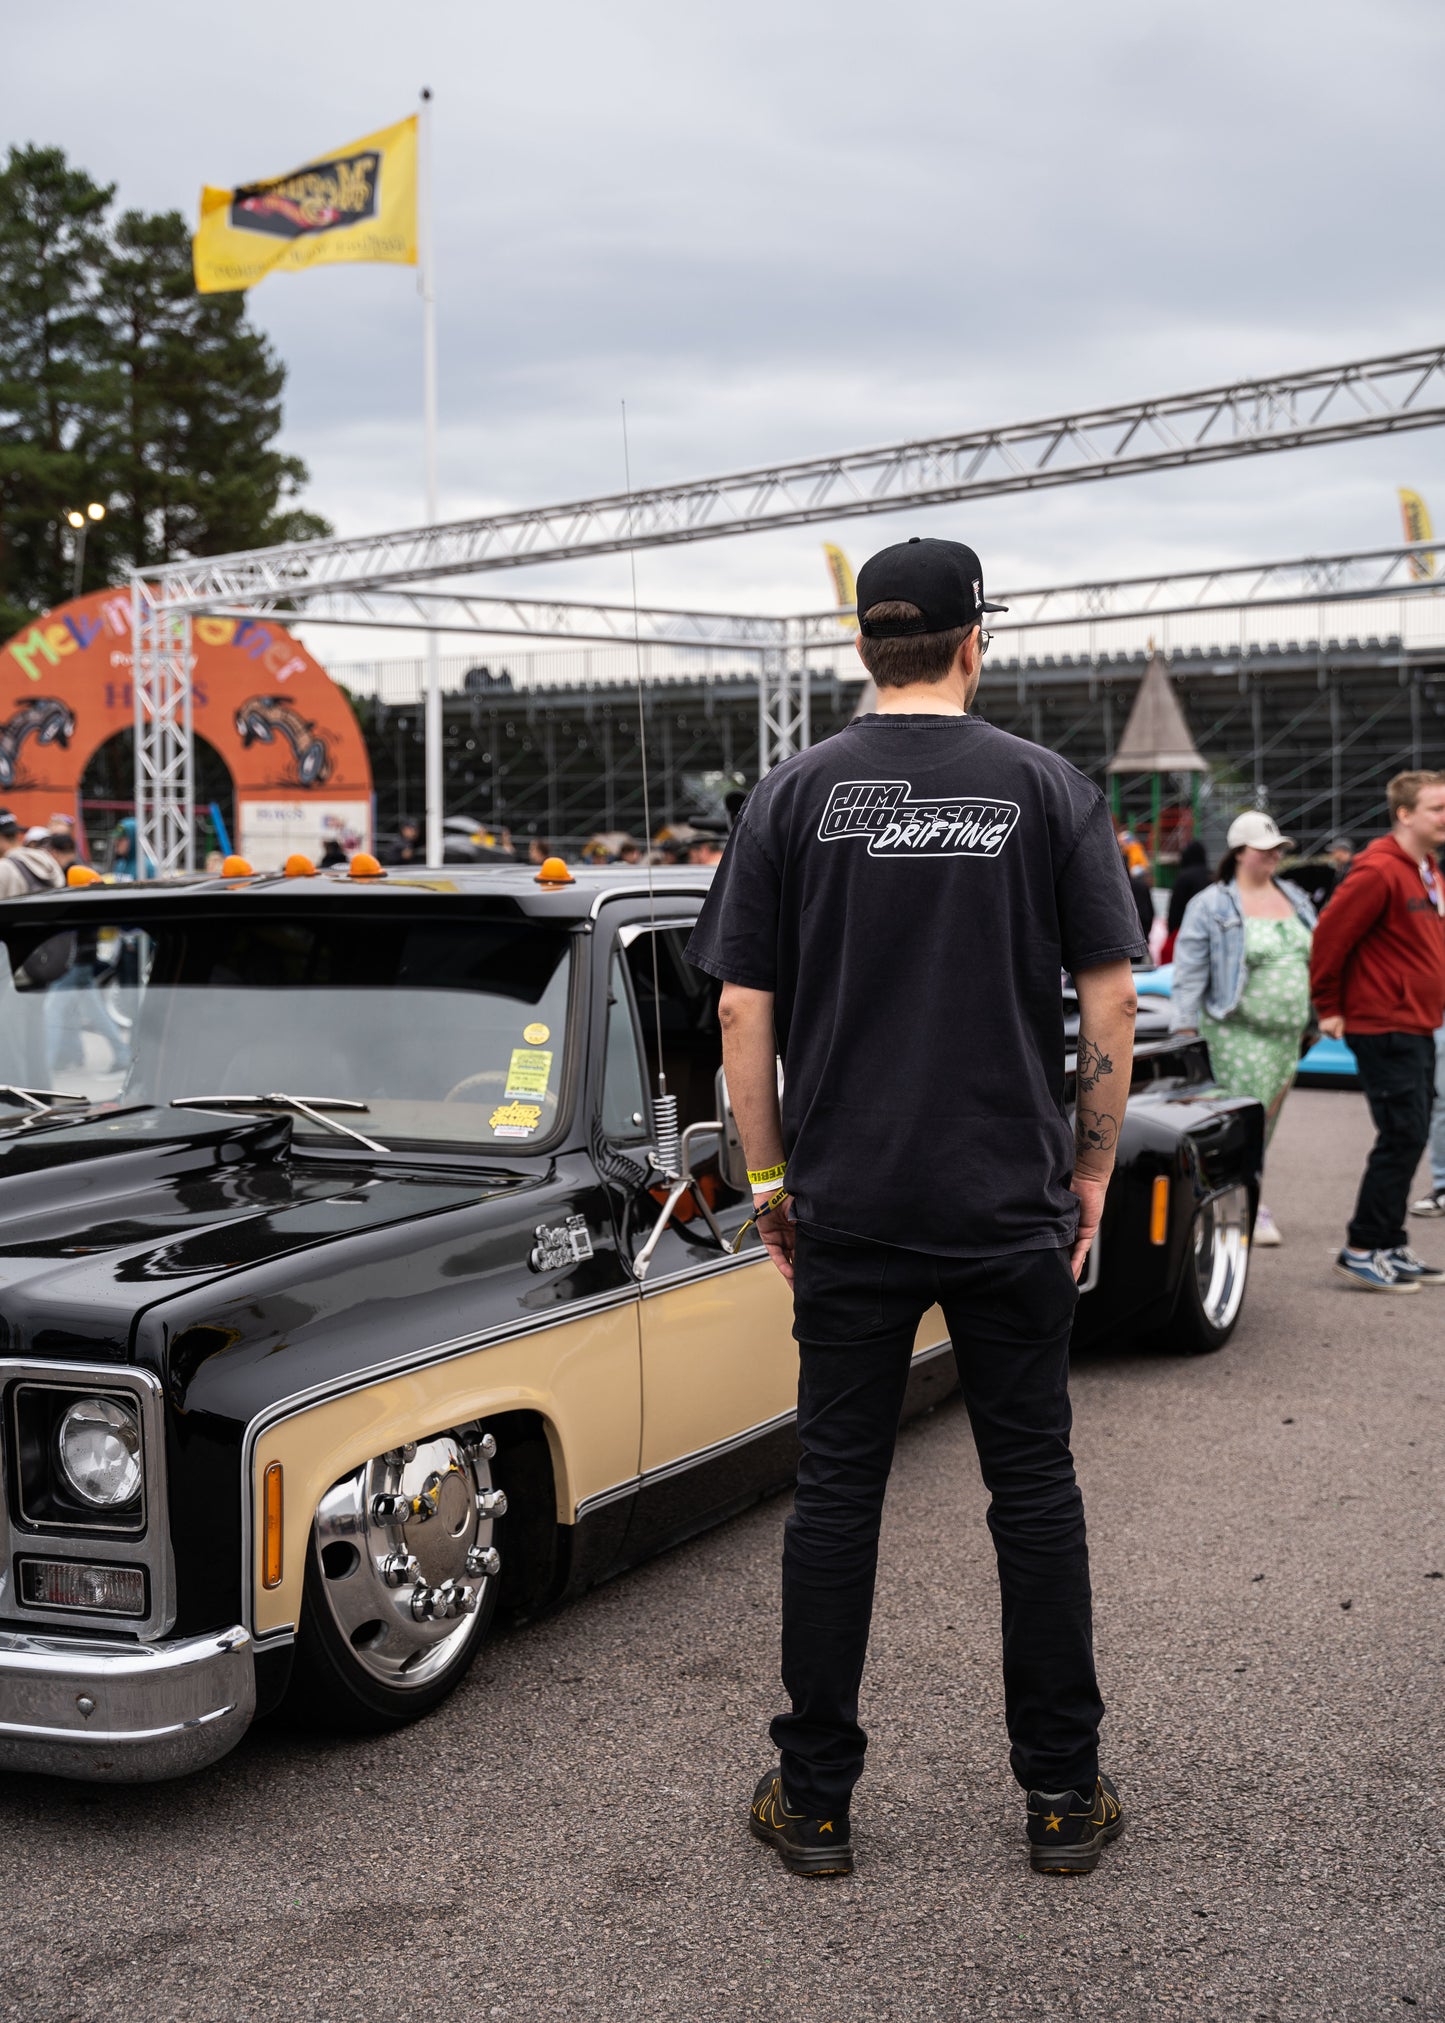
0, 809, 17, 835
855, 537, 1008, 637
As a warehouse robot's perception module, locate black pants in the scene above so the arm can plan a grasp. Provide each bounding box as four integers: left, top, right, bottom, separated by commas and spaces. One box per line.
1346, 1032, 1436, 1251
772, 1227, 1103, 1816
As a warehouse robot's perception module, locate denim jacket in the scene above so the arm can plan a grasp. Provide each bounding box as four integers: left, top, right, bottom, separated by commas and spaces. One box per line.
1169, 877, 1317, 1030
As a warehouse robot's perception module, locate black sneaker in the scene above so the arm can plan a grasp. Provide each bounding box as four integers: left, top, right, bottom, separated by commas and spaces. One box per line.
748, 1769, 853, 1877
1027, 1773, 1124, 1875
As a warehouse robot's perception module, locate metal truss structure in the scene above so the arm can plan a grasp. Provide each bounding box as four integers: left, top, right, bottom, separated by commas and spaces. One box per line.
143, 345, 1445, 609
131, 342, 1445, 869
130, 586, 194, 878
242, 539, 1445, 644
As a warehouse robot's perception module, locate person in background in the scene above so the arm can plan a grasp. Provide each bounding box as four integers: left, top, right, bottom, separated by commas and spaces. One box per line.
318, 839, 347, 869
379, 817, 422, 866
1160, 838, 1210, 965
1115, 819, 1154, 940
1170, 812, 1316, 1246
110, 816, 155, 880
44, 830, 78, 875
1294, 835, 1355, 916
688, 834, 726, 867
1410, 1019, 1445, 1219
1311, 770, 1445, 1292
527, 837, 553, 866
0, 817, 65, 897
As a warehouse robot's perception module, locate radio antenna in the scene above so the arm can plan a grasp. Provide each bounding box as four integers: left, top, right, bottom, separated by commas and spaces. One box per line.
621, 402, 679, 1177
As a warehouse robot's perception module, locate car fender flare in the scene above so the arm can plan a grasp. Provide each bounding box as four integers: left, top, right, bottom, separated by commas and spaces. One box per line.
241, 1290, 641, 1640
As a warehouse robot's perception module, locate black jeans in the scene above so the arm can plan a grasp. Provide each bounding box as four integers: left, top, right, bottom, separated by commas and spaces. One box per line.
772, 1227, 1103, 1815
1346, 1032, 1436, 1251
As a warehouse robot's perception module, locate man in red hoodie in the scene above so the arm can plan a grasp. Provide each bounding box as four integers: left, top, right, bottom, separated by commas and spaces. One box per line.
1310, 769, 1445, 1292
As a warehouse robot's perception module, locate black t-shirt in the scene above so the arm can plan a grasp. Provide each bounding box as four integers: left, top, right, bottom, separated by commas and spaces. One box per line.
686, 713, 1147, 1256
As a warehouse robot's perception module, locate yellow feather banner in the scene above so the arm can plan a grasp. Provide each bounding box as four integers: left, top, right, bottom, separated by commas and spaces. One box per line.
193, 116, 418, 294
822, 543, 857, 629
1398, 488, 1436, 579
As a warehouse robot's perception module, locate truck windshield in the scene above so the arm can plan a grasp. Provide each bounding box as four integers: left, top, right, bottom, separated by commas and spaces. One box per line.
0, 912, 572, 1153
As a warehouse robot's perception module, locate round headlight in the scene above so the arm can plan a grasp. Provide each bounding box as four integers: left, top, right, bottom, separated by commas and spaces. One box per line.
56, 1397, 142, 1508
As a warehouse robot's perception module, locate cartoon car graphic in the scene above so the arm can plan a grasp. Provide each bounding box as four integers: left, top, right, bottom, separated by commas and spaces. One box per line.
0, 696, 76, 789
234, 696, 332, 787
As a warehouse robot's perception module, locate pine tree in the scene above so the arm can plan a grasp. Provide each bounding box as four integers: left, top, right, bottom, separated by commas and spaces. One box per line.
0, 144, 329, 639
99, 210, 329, 568
0, 145, 113, 637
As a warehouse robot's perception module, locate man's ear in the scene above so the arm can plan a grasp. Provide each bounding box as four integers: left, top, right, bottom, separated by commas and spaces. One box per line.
853, 632, 867, 666
954, 626, 981, 680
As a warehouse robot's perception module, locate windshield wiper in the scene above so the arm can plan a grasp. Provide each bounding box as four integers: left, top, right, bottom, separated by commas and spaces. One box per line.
0, 1084, 99, 1141
170, 1093, 390, 1154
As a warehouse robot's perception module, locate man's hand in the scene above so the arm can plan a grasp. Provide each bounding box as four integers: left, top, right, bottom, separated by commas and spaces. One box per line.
1317, 1014, 1345, 1041
1069, 1173, 1107, 1282
756, 1192, 797, 1284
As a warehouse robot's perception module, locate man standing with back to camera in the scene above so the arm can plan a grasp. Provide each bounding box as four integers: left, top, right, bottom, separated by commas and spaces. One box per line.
686, 537, 1147, 1879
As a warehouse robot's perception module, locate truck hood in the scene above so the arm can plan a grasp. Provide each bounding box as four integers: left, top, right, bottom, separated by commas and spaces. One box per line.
0, 1109, 533, 1365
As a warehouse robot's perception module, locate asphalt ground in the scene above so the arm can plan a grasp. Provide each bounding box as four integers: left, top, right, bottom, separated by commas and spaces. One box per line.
4, 1088, 1443, 2022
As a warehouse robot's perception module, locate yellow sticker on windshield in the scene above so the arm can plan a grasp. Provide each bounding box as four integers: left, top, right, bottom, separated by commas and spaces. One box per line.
489, 1101, 541, 1138
523, 1022, 550, 1046
505, 1048, 553, 1098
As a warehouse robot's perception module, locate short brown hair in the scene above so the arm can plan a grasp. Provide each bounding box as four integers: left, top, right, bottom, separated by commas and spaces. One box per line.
857, 602, 972, 688
1386, 769, 1445, 817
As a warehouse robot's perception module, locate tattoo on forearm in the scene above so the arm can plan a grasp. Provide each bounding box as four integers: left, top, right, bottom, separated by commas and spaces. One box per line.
1076, 1105, 1119, 1154
1077, 1036, 1114, 1092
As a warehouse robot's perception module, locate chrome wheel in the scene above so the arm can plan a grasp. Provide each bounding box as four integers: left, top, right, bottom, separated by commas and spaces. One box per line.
1192, 1185, 1250, 1333
311, 1425, 505, 1692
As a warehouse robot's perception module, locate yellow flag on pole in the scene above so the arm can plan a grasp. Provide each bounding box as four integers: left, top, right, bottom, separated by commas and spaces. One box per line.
822, 543, 857, 629
193, 116, 418, 293
1398, 488, 1436, 579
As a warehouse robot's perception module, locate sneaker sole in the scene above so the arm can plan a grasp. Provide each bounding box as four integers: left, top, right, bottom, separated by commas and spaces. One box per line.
747, 1814, 854, 1877
1030, 1815, 1125, 1876
1331, 1263, 1419, 1293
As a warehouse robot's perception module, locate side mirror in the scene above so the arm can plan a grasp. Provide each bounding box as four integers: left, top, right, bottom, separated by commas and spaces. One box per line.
714, 1067, 750, 1193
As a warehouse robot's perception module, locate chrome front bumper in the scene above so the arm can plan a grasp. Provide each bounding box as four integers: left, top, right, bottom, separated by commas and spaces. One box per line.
0, 1624, 255, 1782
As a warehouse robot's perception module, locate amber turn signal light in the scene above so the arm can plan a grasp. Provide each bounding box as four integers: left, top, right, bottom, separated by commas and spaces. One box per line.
66, 863, 103, 887
262, 1461, 283, 1589
1149, 1174, 1170, 1246
220, 854, 253, 878
534, 856, 575, 885
283, 853, 316, 878
348, 852, 385, 879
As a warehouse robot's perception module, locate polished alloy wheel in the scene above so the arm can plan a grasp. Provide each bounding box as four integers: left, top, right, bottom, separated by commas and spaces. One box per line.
311, 1426, 505, 1691
1192, 1184, 1250, 1333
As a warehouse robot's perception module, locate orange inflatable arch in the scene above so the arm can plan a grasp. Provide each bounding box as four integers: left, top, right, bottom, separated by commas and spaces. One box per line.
0, 587, 373, 869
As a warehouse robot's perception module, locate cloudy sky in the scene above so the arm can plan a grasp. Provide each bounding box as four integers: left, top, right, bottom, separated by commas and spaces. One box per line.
5, 0, 1443, 633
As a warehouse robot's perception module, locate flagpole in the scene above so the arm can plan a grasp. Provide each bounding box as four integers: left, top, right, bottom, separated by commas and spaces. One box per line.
419, 84, 443, 867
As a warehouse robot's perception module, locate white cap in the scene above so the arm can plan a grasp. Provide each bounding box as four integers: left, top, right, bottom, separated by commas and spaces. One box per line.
1226, 810, 1293, 853
23, 825, 50, 845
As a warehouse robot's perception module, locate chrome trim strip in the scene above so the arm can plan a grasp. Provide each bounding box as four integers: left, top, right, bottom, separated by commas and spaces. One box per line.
0, 1359, 176, 1640
589, 888, 709, 920
239, 1280, 642, 1630
572, 1476, 640, 1518
0, 1624, 254, 1783
572, 1336, 952, 1519
638, 1246, 767, 1296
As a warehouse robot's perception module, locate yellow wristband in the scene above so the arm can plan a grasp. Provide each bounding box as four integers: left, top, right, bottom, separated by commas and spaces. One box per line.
747, 1163, 787, 1187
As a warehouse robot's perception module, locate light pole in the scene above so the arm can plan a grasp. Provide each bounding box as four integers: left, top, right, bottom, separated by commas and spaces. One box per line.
66, 501, 106, 599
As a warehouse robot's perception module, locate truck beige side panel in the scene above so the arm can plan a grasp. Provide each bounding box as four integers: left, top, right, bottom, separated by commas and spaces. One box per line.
251, 1301, 640, 1635
639, 1261, 949, 1478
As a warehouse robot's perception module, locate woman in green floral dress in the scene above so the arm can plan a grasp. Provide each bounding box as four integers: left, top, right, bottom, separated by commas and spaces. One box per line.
1169, 812, 1318, 1245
